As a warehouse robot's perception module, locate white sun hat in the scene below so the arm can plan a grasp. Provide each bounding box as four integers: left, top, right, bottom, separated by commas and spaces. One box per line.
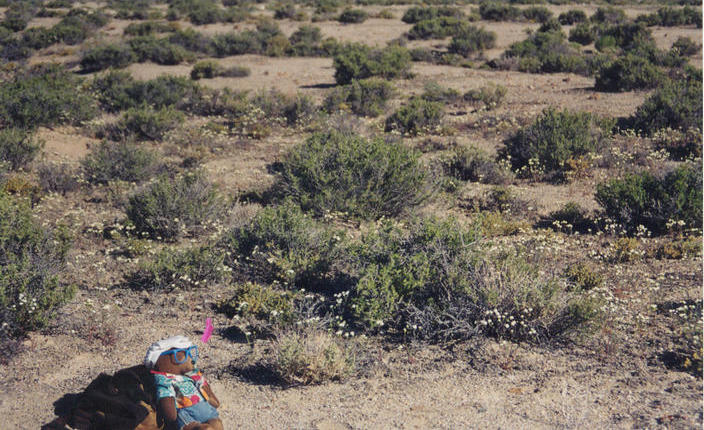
144, 335, 194, 368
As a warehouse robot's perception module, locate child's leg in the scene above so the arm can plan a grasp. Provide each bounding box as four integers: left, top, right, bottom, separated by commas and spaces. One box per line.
206, 418, 223, 430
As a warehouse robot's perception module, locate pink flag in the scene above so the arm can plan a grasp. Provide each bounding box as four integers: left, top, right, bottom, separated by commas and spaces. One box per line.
201, 318, 214, 343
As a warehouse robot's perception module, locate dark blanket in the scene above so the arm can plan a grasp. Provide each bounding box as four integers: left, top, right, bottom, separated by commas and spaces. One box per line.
42, 365, 164, 430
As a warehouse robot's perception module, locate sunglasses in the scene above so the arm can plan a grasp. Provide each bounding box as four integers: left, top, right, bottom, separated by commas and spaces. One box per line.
160, 346, 198, 364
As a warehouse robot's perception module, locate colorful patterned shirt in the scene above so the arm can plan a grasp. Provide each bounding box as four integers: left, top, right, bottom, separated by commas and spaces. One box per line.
152, 370, 209, 409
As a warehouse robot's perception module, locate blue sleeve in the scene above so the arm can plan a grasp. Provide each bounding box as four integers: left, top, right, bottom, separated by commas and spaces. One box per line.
154, 374, 175, 400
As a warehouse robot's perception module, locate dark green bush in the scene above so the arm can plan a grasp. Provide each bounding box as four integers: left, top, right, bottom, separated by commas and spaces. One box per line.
595, 164, 702, 235
117, 106, 185, 141
272, 131, 427, 219
0, 64, 97, 129
636, 6, 701, 28
421, 81, 460, 103
128, 35, 190, 65
590, 6, 626, 25
594, 54, 665, 92
501, 28, 587, 74
333, 43, 412, 85
80, 44, 136, 72
81, 140, 161, 185
401, 6, 464, 24
288, 25, 326, 56
124, 21, 175, 36
448, 25, 496, 57
522, 6, 553, 23
0, 128, 42, 170
568, 22, 595, 45
168, 28, 213, 54
218, 201, 341, 289
548, 202, 593, 233
406, 17, 468, 40
671, 36, 699, 57
630, 73, 702, 135
338, 9, 368, 24
385, 97, 444, 136
559, 9, 587, 25
441, 145, 512, 184
500, 107, 611, 177
190, 61, 221, 80
2, 3, 35, 32
653, 128, 702, 161
323, 78, 394, 117
129, 244, 226, 290
0, 191, 75, 338
479, 2, 522, 21
126, 170, 224, 240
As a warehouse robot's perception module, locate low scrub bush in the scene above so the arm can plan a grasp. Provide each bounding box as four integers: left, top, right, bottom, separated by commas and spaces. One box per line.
81, 140, 161, 185
448, 26, 496, 57
385, 97, 444, 136
522, 6, 553, 23
323, 78, 394, 117
338, 9, 367, 24
128, 35, 191, 65
500, 107, 612, 179
479, 2, 522, 21
126, 170, 224, 240
124, 21, 175, 36
590, 6, 626, 25
594, 54, 665, 92
92, 72, 198, 112
636, 6, 701, 28
406, 17, 469, 40
463, 83, 507, 109
168, 28, 213, 54
117, 106, 185, 141
269, 328, 355, 385
565, 263, 602, 291
548, 202, 593, 234
37, 163, 80, 195
0, 191, 75, 338
630, 73, 702, 136
288, 25, 328, 57
501, 28, 587, 74
80, 44, 136, 72
190, 60, 222, 79
0, 128, 42, 170
402, 6, 464, 24
559, 9, 587, 25
0, 64, 97, 129
271, 131, 428, 219
596, 164, 702, 235
441, 145, 512, 184
652, 127, 702, 161
421, 82, 460, 103
333, 43, 412, 85
671, 36, 699, 57
218, 202, 342, 289
568, 22, 595, 45
129, 243, 226, 290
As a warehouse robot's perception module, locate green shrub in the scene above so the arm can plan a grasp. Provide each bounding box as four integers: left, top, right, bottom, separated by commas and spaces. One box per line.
565, 262, 602, 291
272, 131, 427, 219
559, 9, 587, 25
128, 35, 190, 65
463, 83, 507, 109
124, 21, 175, 36
332, 43, 412, 85
595, 164, 703, 235
338, 9, 367, 24
80, 44, 136, 72
631, 73, 702, 135
118, 106, 185, 141
406, 17, 468, 40
92, 72, 198, 112
636, 6, 701, 28
402, 6, 464, 24
0, 191, 75, 338
522, 6, 553, 23
448, 25, 496, 57
548, 202, 593, 233
37, 163, 80, 195
653, 128, 702, 161
1, 3, 35, 32
590, 6, 626, 25
385, 97, 444, 136
126, 170, 223, 240
190, 60, 223, 80
129, 244, 226, 290
671, 36, 699, 57
500, 107, 611, 178
323, 78, 394, 117
441, 145, 512, 184
218, 202, 341, 289
282, 93, 316, 127
81, 140, 161, 185
0, 128, 43, 170
168, 28, 213, 54
502, 27, 586, 74
421, 81, 460, 103
594, 54, 665, 92
479, 2, 522, 21
0, 64, 97, 129
288, 25, 326, 56
217, 282, 296, 322
568, 22, 595, 45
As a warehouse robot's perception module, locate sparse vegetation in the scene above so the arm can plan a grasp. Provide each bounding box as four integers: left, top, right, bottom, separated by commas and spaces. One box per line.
385, 97, 444, 136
